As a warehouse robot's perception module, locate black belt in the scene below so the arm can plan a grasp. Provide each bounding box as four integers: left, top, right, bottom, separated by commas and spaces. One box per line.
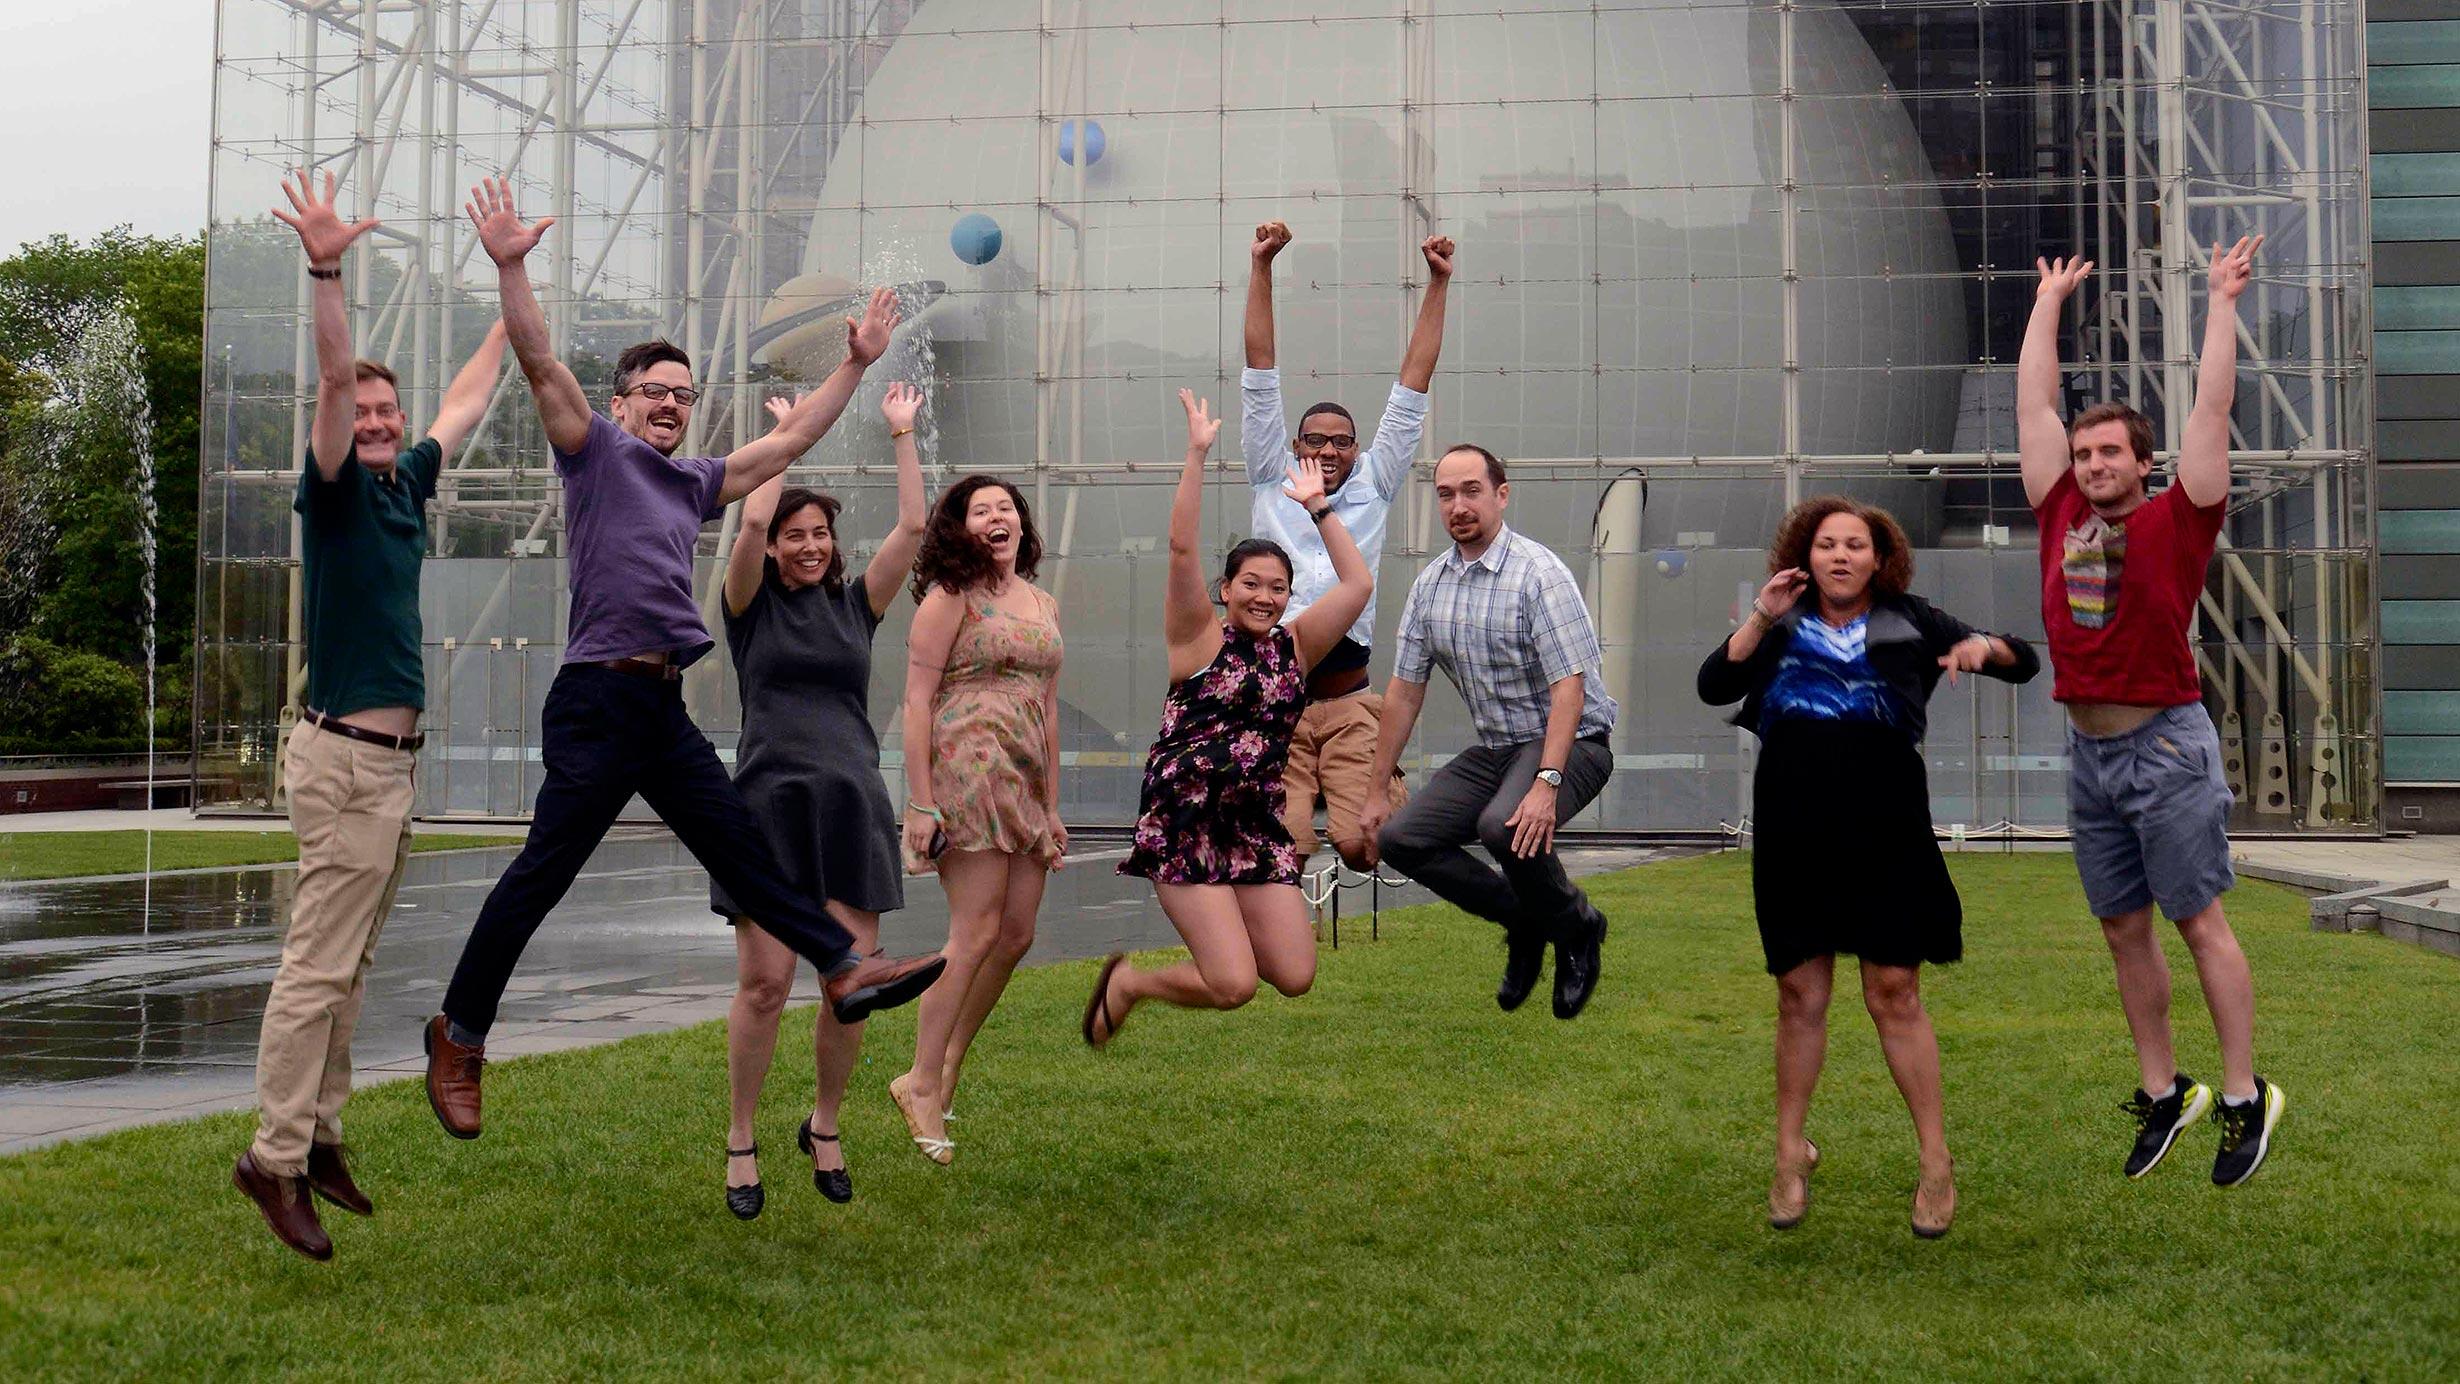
592, 656, 683, 682
1305, 666, 1371, 702
301, 707, 425, 752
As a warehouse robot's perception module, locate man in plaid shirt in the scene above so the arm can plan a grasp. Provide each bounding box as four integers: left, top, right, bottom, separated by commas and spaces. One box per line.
1360, 445, 1619, 1020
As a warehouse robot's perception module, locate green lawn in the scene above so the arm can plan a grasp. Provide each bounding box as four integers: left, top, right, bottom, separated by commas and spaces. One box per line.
0, 830, 529, 882
1, 854, 2451, 1379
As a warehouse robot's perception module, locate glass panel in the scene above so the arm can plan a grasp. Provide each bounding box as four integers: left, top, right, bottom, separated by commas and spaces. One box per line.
2370, 196, 2460, 242
2368, 20, 2460, 67
2378, 330, 2460, 375
2376, 286, 2460, 331
2370, 63, 2460, 109
2381, 510, 2460, 553
2372, 152, 2460, 197
2383, 600, 2460, 644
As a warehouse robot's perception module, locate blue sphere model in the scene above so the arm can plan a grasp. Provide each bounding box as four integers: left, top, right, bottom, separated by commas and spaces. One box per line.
1058, 119, 1107, 167
1653, 549, 1687, 578
949, 212, 1003, 266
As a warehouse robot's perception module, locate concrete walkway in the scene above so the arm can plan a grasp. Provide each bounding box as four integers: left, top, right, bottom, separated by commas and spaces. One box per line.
1, 807, 522, 835
2230, 836, 2460, 958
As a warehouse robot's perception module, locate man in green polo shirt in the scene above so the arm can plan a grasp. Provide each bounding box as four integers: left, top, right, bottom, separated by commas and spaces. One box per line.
231, 169, 506, 1262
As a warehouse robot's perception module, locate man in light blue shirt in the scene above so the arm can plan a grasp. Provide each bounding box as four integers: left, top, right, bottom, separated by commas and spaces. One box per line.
1243, 218, 1454, 870
1360, 444, 1619, 1021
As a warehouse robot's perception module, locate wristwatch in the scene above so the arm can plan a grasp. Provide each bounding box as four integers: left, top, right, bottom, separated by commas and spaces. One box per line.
1535, 768, 1564, 788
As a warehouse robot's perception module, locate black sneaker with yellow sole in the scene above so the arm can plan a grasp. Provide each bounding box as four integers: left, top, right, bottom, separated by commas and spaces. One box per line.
2122, 1073, 2212, 1179
2211, 1076, 2285, 1188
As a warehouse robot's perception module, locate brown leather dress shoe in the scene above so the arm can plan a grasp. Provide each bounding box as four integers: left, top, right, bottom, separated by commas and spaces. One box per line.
423, 1014, 484, 1140
308, 1141, 373, 1217
233, 1151, 333, 1261
824, 951, 949, 1024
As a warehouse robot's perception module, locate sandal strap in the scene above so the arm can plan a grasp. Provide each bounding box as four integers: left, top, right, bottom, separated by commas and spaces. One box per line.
913, 1135, 954, 1154
810, 1131, 841, 1143
727, 1143, 758, 1157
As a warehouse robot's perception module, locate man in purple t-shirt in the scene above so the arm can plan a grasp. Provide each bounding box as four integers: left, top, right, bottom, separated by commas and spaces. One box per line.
424, 178, 946, 1140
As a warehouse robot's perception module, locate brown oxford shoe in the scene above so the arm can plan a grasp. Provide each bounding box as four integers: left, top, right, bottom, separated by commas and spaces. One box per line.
824, 951, 949, 1024
423, 1014, 484, 1140
307, 1141, 373, 1217
233, 1151, 333, 1262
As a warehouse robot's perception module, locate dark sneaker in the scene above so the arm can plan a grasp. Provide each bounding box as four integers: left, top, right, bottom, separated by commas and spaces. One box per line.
2211, 1077, 2285, 1188
2121, 1073, 2212, 1178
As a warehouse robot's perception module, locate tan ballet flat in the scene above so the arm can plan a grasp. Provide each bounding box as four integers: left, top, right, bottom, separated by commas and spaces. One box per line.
1912, 1160, 1957, 1239
888, 1072, 953, 1166
1767, 1139, 1820, 1230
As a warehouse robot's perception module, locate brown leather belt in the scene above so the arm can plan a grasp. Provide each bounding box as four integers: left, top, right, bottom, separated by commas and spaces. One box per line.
301, 707, 425, 752
594, 656, 683, 682
1305, 665, 1371, 703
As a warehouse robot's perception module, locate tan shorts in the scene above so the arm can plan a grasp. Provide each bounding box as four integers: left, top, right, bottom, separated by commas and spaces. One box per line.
1280, 692, 1406, 869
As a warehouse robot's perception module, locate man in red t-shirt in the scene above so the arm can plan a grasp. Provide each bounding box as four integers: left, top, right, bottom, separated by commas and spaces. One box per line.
2019, 236, 2283, 1189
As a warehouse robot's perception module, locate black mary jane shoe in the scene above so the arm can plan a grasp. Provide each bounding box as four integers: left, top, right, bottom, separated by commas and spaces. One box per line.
725, 1143, 764, 1220
799, 1116, 854, 1204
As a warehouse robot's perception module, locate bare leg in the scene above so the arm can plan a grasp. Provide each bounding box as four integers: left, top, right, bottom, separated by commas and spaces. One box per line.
2173, 899, 2257, 1099
1773, 957, 1832, 1167
901, 849, 1007, 1148
1861, 960, 1951, 1175
938, 852, 1048, 1106
725, 920, 796, 1189
1235, 883, 1318, 999
1107, 882, 1265, 1020
2100, 905, 2177, 1093
808, 900, 877, 1174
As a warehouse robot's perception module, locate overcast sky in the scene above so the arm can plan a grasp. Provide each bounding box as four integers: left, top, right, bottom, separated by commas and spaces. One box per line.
0, 2, 216, 254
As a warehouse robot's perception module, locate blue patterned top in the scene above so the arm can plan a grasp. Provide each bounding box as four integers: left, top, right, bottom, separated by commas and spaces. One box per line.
1760, 614, 1904, 730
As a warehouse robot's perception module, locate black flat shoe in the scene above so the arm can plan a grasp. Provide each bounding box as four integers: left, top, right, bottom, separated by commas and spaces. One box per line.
1552, 903, 1607, 1020
798, 1117, 853, 1204
725, 1143, 763, 1220
1497, 926, 1546, 1012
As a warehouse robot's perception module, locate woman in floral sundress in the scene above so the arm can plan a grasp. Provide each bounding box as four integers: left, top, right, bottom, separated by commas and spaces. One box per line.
1082, 390, 1373, 1046
890, 472, 1065, 1165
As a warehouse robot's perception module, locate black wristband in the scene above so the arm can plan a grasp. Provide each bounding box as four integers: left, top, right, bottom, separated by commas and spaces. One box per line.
1308, 504, 1333, 525
307, 264, 342, 281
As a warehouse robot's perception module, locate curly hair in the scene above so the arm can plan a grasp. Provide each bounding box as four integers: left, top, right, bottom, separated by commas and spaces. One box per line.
1768, 496, 1914, 599
910, 474, 1044, 599
765, 487, 846, 594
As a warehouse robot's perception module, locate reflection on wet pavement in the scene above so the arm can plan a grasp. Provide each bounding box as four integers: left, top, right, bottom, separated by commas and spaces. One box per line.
4, 834, 1691, 1153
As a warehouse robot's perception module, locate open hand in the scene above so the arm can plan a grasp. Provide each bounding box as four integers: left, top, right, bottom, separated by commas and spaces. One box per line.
1281, 455, 1327, 512
1753, 568, 1808, 620
764, 394, 803, 425
2208, 234, 2262, 302
1421, 234, 1455, 279
1938, 634, 1993, 687
1252, 220, 1292, 264
463, 176, 554, 266
882, 381, 924, 431
1180, 388, 1222, 453
2034, 253, 2093, 303
845, 286, 901, 366
1503, 780, 1558, 858
272, 168, 380, 269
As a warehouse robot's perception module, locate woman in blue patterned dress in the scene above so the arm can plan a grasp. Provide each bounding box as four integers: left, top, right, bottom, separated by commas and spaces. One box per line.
1081, 390, 1373, 1045
1699, 496, 2038, 1239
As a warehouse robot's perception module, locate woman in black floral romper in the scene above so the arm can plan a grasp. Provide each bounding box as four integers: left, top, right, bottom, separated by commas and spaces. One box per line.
1084, 391, 1375, 1045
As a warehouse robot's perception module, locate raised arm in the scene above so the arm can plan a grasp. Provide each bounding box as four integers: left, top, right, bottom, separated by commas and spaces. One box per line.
425, 321, 509, 463
900, 586, 963, 865
864, 381, 930, 619
2178, 235, 2261, 509
2018, 254, 2093, 509
465, 176, 591, 455
721, 286, 898, 504
721, 395, 796, 618
1397, 235, 1454, 393
1164, 391, 1225, 671
1244, 220, 1290, 370
1283, 457, 1371, 669
271, 169, 382, 480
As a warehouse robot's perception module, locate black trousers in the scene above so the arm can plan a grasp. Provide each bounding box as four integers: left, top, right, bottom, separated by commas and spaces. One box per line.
1375, 735, 1614, 937
442, 663, 856, 1035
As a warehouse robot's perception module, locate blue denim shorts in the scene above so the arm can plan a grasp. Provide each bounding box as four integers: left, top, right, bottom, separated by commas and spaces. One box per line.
2066, 703, 2237, 921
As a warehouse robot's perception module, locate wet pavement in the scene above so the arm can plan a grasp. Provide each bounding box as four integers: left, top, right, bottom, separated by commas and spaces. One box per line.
0, 831, 1680, 1154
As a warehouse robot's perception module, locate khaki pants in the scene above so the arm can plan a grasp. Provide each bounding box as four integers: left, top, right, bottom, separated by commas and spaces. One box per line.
1280, 692, 1406, 870
251, 720, 415, 1176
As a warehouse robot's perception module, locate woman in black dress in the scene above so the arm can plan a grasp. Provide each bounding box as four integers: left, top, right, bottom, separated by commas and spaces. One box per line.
716, 382, 928, 1218
1698, 496, 2038, 1239
1079, 390, 1372, 1046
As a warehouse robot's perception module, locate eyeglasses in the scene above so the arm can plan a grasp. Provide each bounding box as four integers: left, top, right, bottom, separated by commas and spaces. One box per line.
1298, 432, 1357, 449
354, 403, 402, 420
622, 382, 702, 406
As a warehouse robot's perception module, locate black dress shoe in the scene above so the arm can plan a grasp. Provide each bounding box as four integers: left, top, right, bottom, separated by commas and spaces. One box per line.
725, 1143, 764, 1220
1552, 902, 1607, 1020
799, 1116, 854, 1204
1497, 927, 1546, 1011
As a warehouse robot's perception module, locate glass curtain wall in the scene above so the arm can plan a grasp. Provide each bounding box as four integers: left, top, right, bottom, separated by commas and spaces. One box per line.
199, 0, 2374, 833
